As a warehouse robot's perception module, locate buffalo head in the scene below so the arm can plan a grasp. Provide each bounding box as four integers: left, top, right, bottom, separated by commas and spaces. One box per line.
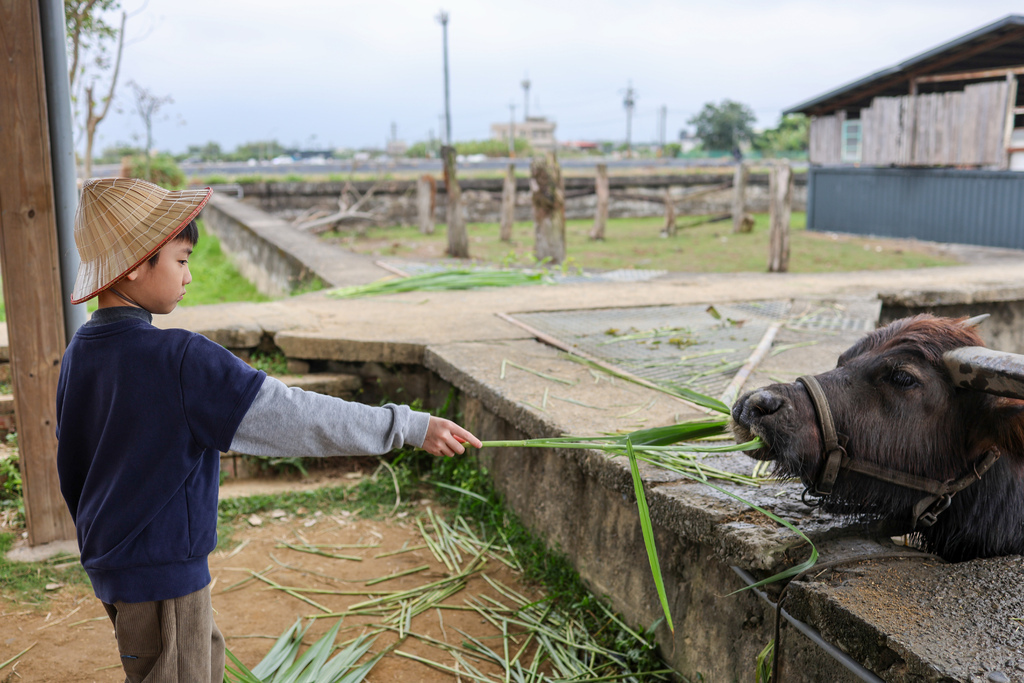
730, 314, 1024, 561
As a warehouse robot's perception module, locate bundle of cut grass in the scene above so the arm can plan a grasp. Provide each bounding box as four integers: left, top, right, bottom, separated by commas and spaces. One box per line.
225, 618, 379, 683
480, 386, 816, 637
326, 269, 548, 299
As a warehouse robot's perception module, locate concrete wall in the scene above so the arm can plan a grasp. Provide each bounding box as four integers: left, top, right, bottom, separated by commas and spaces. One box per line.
237, 175, 809, 226
879, 283, 1024, 352
202, 194, 324, 297
201, 193, 390, 294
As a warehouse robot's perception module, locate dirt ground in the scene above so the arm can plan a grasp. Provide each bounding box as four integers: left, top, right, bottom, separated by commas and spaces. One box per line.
0, 496, 544, 682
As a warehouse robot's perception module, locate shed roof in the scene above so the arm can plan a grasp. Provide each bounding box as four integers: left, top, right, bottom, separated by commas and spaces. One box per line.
785, 15, 1024, 116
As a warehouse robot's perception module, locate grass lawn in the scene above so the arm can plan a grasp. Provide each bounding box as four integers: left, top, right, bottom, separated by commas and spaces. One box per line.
183, 221, 272, 306
325, 212, 960, 273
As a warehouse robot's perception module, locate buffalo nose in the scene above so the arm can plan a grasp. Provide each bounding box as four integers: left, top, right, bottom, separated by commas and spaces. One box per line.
734, 389, 784, 425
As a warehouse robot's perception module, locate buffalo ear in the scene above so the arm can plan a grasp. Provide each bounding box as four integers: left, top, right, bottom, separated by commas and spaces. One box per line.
944, 347, 1024, 399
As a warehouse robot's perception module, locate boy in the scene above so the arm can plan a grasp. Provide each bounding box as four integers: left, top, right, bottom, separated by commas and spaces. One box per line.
55, 177, 481, 682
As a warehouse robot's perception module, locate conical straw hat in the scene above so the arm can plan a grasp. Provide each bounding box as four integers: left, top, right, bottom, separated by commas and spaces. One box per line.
71, 177, 212, 304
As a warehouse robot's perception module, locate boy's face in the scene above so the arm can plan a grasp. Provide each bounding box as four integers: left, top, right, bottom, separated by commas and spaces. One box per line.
119, 240, 193, 314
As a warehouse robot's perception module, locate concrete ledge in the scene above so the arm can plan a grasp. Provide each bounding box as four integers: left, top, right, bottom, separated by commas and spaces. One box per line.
275, 330, 425, 365
879, 284, 1024, 352
276, 373, 361, 398
880, 284, 1024, 308
6, 538, 79, 563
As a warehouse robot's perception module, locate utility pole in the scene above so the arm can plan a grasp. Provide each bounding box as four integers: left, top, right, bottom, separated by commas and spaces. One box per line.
623, 81, 636, 158
436, 10, 452, 148
521, 76, 531, 120
659, 105, 667, 153
508, 103, 517, 158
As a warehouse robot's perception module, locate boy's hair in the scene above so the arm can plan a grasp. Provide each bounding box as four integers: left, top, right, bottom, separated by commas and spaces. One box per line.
147, 220, 199, 266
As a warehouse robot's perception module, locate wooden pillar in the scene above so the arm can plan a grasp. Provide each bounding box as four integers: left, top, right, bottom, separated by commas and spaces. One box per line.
661, 188, 676, 237
731, 162, 749, 233
767, 161, 793, 273
530, 152, 566, 265
441, 146, 468, 258
416, 175, 435, 235
589, 163, 609, 241
0, 0, 76, 545
499, 163, 515, 242
1002, 72, 1018, 170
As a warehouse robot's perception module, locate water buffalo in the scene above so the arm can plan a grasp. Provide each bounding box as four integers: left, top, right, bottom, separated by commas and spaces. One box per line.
730, 314, 1024, 561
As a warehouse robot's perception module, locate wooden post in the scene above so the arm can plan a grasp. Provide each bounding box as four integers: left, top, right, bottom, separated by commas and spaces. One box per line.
1002, 72, 1019, 170
530, 152, 566, 264
767, 161, 793, 273
499, 163, 515, 242
731, 161, 749, 233
661, 188, 676, 237
0, 0, 76, 545
441, 146, 468, 258
589, 163, 609, 240
416, 175, 435, 234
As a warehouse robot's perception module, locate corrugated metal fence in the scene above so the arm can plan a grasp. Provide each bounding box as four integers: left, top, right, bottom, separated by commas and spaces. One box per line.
807, 166, 1024, 248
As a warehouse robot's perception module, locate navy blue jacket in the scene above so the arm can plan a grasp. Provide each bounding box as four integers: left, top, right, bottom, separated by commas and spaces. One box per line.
55, 308, 265, 603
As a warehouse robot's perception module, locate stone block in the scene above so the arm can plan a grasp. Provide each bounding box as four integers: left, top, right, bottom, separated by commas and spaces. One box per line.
275, 331, 423, 365
286, 359, 311, 375
276, 373, 362, 399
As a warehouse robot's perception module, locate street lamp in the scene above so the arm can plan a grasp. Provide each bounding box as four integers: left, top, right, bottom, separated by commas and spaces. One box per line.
436, 10, 451, 146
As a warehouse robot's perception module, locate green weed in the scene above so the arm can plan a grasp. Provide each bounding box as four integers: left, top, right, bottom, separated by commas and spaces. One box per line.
249, 350, 288, 375
184, 222, 272, 306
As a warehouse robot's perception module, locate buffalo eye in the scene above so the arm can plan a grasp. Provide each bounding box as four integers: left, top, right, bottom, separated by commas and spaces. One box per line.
888, 368, 918, 389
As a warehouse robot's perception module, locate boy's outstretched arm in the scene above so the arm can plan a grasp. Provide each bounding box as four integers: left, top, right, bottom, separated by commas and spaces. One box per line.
227, 375, 480, 459
422, 416, 482, 457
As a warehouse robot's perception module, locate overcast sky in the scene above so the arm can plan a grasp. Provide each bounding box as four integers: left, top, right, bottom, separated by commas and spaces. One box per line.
85, 0, 1023, 155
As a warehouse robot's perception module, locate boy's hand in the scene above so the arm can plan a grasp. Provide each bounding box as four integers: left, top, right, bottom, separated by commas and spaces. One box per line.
422, 416, 482, 457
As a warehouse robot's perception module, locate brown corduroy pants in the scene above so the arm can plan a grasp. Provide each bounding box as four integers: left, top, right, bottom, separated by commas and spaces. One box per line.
102, 584, 224, 683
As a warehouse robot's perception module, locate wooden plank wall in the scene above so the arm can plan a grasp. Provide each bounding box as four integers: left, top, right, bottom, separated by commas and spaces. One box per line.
813, 79, 1011, 167
808, 111, 844, 165
0, 1, 76, 545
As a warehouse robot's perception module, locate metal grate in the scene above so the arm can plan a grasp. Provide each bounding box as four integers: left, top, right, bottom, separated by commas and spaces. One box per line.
512, 302, 791, 397
512, 301, 874, 397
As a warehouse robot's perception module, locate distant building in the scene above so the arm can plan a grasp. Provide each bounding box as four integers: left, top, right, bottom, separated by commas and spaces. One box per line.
386, 139, 408, 157
490, 116, 557, 152
560, 140, 599, 152
677, 129, 699, 154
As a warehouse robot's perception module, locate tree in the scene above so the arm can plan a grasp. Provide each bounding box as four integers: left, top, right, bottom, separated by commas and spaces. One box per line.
228, 140, 286, 162
687, 100, 756, 151
65, 0, 126, 178
754, 114, 809, 155
186, 141, 223, 161
127, 81, 173, 183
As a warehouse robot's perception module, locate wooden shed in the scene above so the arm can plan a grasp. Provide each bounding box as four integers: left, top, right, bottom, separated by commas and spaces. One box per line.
790, 16, 1024, 251
789, 15, 1024, 170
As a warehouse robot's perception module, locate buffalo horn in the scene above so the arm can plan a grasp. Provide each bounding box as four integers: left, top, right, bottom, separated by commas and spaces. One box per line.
959, 314, 990, 328
943, 346, 1024, 399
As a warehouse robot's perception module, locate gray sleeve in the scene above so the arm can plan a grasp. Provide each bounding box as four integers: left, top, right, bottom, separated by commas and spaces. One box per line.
229, 376, 431, 458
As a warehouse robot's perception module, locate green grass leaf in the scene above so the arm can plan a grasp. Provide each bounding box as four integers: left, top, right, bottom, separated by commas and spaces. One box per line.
326, 269, 547, 299
625, 437, 674, 634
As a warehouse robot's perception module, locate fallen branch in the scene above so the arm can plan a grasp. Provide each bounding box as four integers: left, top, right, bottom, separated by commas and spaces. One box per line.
295, 180, 385, 233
